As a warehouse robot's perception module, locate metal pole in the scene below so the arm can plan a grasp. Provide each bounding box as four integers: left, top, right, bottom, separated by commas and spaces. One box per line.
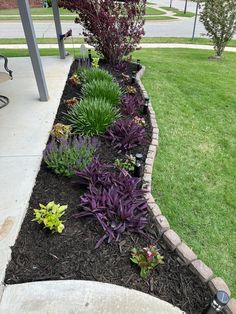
170, 0, 173, 8
192, 1, 199, 39
18, 0, 49, 101
184, 0, 188, 13
52, 0, 66, 59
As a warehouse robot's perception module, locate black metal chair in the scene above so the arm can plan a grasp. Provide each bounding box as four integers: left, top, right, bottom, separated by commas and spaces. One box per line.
0, 55, 13, 109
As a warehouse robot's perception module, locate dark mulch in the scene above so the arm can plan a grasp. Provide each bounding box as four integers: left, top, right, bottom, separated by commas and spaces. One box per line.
5, 59, 211, 314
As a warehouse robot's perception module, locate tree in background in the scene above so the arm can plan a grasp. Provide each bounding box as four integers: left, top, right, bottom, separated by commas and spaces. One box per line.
59, 0, 146, 65
199, 0, 236, 58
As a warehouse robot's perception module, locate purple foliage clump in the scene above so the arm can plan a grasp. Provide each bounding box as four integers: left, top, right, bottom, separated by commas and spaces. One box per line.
104, 119, 146, 151
76, 159, 148, 247
121, 94, 143, 116
114, 61, 129, 74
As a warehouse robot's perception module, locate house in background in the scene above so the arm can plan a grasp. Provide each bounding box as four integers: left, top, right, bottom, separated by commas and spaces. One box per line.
0, 0, 41, 9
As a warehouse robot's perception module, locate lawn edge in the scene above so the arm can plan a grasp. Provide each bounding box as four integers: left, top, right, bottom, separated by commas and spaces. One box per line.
136, 65, 236, 314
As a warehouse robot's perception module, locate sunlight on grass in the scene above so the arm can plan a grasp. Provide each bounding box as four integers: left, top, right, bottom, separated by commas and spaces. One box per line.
133, 48, 236, 297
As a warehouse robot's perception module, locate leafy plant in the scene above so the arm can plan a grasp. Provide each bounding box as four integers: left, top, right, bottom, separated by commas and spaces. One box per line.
133, 116, 145, 126
69, 74, 81, 86
121, 95, 143, 116
92, 57, 100, 68
105, 119, 145, 151
199, 0, 236, 57
32, 201, 67, 233
76, 160, 148, 247
130, 245, 164, 278
77, 68, 114, 84
125, 85, 137, 95
43, 136, 98, 177
66, 98, 120, 135
59, 0, 146, 65
50, 123, 72, 141
82, 80, 122, 107
114, 155, 135, 172
64, 97, 79, 107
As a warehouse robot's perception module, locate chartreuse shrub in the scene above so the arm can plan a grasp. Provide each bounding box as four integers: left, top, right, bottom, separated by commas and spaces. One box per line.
82, 80, 122, 107
77, 68, 114, 84
131, 245, 164, 278
43, 136, 98, 177
32, 201, 67, 234
66, 98, 120, 135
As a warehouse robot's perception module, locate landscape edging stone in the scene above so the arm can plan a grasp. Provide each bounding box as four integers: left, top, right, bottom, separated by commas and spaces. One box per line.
136, 65, 234, 312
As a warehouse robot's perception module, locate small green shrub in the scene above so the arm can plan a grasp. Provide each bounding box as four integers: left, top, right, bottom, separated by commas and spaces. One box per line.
82, 80, 122, 106
77, 68, 114, 84
67, 98, 120, 135
131, 245, 164, 278
43, 136, 98, 177
114, 155, 135, 171
32, 201, 67, 233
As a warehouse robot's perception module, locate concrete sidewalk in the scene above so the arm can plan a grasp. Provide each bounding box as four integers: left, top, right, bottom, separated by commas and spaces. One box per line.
1, 43, 236, 52
0, 56, 72, 285
0, 281, 184, 314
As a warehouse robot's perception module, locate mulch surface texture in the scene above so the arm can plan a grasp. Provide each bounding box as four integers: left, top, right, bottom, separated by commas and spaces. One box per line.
5, 59, 211, 314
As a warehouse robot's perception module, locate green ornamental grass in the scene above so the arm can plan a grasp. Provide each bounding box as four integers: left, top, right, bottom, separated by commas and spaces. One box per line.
82, 80, 122, 106
67, 97, 120, 135
78, 67, 114, 84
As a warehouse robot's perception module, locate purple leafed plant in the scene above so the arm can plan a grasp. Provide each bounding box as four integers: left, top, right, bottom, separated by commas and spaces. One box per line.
76, 162, 148, 247
121, 95, 143, 116
105, 119, 146, 151
59, 0, 146, 65
114, 61, 129, 74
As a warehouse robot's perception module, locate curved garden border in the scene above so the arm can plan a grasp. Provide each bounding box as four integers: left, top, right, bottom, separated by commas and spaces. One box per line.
136, 66, 236, 314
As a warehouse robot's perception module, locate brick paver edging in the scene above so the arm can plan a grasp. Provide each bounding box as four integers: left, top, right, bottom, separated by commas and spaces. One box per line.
136, 66, 236, 314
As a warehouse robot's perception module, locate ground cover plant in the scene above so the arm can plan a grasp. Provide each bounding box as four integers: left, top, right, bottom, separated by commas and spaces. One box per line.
133, 48, 236, 296
5, 57, 213, 313
105, 119, 146, 151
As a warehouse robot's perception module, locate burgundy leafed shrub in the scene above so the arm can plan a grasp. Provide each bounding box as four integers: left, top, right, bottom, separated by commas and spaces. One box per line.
76, 159, 148, 247
59, 0, 146, 65
121, 94, 143, 116
105, 119, 145, 151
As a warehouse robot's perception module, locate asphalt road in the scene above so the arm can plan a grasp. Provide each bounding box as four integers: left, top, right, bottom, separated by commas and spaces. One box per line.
0, 0, 235, 40
0, 18, 206, 39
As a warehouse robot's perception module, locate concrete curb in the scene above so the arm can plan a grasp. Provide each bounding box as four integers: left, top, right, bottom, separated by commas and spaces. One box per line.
136, 66, 235, 314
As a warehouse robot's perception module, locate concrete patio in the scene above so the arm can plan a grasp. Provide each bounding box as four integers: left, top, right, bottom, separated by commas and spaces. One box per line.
0, 55, 72, 285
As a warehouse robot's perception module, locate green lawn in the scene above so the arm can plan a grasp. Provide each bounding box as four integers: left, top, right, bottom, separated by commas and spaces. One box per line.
0, 6, 169, 21
1, 47, 235, 297
133, 48, 236, 297
160, 6, 195, 17
145, 15, 176, 21
145, 7, 165, 15
1, 37, 236, 48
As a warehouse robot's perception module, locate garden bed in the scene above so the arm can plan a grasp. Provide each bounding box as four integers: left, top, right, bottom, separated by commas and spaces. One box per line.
5, 59, 211, 314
